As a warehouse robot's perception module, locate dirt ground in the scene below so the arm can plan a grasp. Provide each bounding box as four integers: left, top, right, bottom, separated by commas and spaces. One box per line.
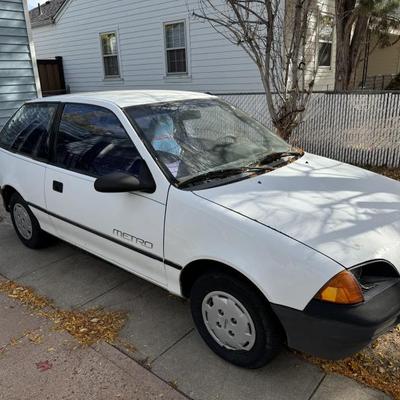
303, 165, 400, 399
303, 325, 400, 399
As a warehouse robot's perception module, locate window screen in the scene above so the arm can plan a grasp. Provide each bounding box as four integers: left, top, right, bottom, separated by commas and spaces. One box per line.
55, 103, 141, 177
165, 22, 187, 74
100, 32, 120, 77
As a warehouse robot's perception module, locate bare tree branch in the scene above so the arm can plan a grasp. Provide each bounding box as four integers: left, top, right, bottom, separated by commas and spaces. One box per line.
192, 0, 319, 140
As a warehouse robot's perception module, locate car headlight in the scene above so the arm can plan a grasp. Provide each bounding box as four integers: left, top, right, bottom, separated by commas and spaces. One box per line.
350, 260, 400, 296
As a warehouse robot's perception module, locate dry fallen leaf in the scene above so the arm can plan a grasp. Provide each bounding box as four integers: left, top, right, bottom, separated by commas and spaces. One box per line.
28, 332, 43, 345
300, 324, 400, 400
0, 280, 127, 347
0, 281, 51, 310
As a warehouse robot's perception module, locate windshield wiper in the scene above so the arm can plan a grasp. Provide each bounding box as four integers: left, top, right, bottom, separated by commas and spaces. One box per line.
178, 167, 265, 188
249, 151, 303, 167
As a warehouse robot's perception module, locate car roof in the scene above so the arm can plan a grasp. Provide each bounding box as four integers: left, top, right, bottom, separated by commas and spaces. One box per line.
28, 90, 216, 108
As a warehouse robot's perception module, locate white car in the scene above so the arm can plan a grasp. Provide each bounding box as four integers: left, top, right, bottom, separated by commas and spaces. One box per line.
1, 90, 399, 368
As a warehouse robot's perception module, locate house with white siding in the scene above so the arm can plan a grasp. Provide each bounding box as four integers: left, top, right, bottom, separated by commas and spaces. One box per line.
29, 0, 400, 95
0, 0, 40, 128
29, 0, 340, 94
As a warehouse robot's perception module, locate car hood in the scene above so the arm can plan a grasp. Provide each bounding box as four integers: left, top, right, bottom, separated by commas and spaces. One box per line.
195, 153, 400, 271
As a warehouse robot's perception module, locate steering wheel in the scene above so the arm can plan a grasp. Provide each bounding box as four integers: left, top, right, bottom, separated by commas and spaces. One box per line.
211, 135, 238, 153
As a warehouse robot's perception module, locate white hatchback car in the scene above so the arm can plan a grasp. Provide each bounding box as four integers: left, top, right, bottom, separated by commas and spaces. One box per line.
1, 90, 400, 368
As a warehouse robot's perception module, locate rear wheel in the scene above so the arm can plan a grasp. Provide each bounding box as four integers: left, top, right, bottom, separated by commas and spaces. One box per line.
10, 193, 52, 249
190, 272, 284, 368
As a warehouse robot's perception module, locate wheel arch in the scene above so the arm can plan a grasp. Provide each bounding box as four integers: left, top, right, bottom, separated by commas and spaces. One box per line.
1, 185, 19, 212
180, 259, 270, 305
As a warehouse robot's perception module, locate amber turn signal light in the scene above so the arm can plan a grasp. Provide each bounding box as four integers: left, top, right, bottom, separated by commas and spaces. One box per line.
314, 271, 364, 305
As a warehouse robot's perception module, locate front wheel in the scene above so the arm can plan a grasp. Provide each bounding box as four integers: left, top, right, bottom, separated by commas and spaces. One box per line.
190, 272, 284, 368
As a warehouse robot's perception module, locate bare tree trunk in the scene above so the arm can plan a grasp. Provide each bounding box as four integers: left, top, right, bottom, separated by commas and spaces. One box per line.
192, 0, 318, 141
334, 0, 396, 92
335, 0, 356, 91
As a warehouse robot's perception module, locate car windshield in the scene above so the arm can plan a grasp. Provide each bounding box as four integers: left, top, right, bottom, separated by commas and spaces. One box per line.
125, 99, 294, 185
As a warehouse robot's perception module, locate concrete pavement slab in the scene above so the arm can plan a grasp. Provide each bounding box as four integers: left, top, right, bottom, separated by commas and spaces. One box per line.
81, 276, 153, 308
19, 252, 131, 308
0, 296, 187, 400
0, 290, 42, 347
0, 234, 78, 280
310, 374, 391, 400
151, 330, 325, 400
85, 284, 194, 362
93, 342, 189, 399
0, 216, 14, 239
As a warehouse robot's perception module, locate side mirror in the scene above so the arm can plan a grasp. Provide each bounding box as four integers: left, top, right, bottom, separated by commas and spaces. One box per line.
94, 161, 156, 193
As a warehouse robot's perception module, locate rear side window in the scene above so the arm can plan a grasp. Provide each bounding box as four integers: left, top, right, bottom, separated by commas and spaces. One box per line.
55, 103, 142, 177
0, 103, 57, 158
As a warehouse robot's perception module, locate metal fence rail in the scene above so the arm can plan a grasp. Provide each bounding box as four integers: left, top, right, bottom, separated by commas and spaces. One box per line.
219, 92, 400, 167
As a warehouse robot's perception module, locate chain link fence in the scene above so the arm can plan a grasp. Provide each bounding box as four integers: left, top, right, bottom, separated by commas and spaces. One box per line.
219, 92, 400, 167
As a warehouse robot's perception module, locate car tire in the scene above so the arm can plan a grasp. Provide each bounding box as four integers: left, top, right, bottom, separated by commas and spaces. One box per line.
190, 272, 284, 368
9, 193, 52, 249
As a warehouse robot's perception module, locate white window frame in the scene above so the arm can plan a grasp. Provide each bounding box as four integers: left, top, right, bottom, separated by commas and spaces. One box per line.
164, 20, 188, 76
100, 31, 122, 79
317, 14, 334, 69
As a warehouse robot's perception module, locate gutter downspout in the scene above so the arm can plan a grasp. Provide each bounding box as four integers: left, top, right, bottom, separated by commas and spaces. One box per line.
22, 0, 42, 98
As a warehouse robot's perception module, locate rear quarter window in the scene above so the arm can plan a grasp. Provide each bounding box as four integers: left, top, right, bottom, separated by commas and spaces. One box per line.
0, 103, 57, 159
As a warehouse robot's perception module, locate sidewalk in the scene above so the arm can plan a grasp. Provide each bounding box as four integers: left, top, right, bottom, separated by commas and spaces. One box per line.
0, 282, 185, 400
0, 287, 187, 400
0, 204, 391, 400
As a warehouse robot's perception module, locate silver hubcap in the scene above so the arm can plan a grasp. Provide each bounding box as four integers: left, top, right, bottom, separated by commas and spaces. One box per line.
13, 203, 33, 240
202, 291, 256, 351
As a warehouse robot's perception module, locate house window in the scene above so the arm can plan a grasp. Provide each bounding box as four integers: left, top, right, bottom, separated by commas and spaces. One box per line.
318, 16, 334, 67
165, 22, 187, 75
100, 32, 120, 78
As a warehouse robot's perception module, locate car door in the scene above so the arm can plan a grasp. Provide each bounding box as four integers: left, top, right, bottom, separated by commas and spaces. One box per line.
0, 102, 58, 235
44, 102, 168, 286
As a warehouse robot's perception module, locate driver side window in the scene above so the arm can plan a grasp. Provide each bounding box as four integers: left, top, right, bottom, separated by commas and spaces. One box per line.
55, 103, 142, 177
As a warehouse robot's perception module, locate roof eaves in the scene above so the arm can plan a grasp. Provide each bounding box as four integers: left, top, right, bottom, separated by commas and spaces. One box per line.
31, 18, 55, 28
52, 0, 71, 24
30, 0, 69, 29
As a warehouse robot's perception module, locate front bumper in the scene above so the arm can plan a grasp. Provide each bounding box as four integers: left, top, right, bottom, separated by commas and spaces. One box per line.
272, 279, 400, 359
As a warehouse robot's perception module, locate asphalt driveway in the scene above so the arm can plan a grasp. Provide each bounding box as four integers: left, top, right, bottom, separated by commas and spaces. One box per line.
0, 203, 389, 400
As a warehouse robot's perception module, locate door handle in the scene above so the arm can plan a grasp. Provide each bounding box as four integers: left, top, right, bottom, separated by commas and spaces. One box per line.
53, 181, 63, 193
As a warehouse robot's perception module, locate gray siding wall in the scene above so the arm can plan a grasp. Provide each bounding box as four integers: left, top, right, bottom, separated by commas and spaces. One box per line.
0, 0, 38, 128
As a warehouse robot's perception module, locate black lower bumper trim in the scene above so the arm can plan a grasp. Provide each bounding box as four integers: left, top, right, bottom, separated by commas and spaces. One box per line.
272, 279, 400, 360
